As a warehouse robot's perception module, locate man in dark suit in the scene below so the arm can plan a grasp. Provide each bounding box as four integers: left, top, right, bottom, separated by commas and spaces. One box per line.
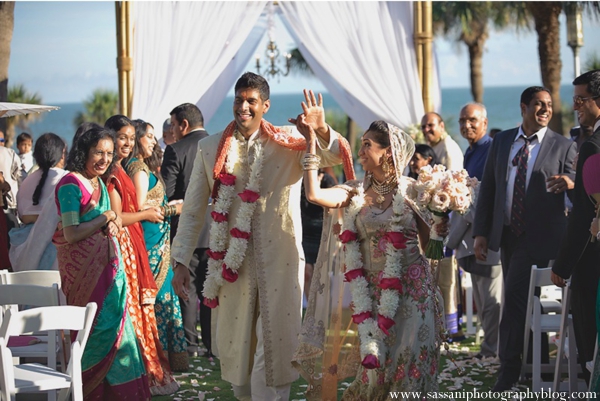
161, 102, 210, 357
473, 86, 577, 391
552, 70, 600, 383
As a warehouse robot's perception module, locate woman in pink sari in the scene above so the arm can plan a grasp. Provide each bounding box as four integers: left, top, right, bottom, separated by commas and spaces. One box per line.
53, 126, 151, 400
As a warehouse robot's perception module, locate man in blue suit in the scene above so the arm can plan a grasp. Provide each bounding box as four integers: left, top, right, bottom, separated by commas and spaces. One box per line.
473, 86, 576, 391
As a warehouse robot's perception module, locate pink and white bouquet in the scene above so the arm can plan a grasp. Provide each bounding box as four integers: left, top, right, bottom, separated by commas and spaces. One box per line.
412, 164, 479, 259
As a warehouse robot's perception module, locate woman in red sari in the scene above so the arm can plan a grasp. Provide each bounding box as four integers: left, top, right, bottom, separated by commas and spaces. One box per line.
103, 115, 179, 395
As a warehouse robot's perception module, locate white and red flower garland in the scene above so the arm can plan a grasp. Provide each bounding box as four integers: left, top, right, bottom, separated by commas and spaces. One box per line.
341, 180, 411, 369
202, 137, 264, 307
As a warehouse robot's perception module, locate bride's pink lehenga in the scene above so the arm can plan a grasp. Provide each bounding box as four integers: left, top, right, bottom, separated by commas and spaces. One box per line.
293, 179, 444, 401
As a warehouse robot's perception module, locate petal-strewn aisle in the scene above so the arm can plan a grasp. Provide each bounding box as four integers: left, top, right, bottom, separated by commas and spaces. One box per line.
151, 336, 545, 400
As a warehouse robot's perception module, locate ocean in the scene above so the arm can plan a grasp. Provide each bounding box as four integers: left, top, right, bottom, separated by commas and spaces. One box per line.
19, 85, 576, 153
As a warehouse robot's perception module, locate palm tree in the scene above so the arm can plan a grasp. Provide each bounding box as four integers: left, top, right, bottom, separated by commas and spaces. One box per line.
583, 52, 600, 72
5, 84, 42, 147
432, 2, 529, 104
0, 2, 15, 136
525, 2, 565, 134
73, 89, 118, 128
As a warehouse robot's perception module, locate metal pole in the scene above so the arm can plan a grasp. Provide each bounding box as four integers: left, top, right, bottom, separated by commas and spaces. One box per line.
115, 1, 132, 117
422, 0, 434, 113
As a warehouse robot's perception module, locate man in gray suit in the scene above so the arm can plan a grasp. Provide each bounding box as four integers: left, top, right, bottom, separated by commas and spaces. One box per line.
447, 102, 502, 360
473, 86, 576, 391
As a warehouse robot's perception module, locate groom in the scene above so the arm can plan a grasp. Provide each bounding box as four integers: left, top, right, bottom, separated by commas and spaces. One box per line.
171, 72, 348, 400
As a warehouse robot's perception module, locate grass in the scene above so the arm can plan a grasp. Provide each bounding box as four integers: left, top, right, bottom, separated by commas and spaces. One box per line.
152, 335, 516, 400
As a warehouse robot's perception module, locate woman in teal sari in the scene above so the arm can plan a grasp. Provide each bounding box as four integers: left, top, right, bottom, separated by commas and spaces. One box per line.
126, 120, 188, 372
53, 126, 151, 400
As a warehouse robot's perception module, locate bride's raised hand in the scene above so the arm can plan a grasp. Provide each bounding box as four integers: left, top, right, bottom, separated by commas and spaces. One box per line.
290, 89, 327, 136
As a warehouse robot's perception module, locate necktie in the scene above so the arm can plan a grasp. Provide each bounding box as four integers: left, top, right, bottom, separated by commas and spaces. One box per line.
510, 136, 534, 237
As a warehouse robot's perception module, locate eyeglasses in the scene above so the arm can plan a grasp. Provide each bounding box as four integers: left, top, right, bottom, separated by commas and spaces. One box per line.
92, 151, 115, 159
0, 139, 5, 143
573, 95, 600, 107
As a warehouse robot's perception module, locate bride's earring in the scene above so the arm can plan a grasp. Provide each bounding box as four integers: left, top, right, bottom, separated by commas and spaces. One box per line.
382, 157, 390, 177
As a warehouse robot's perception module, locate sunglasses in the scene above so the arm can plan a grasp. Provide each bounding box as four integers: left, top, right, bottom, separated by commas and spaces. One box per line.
573, 95, 600, 107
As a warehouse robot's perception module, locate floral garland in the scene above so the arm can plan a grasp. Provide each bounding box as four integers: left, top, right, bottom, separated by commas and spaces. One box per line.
202, 135, 264, 307
341, 180, 410, 369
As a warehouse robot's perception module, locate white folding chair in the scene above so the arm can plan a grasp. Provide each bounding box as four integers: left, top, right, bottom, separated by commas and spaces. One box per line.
522, 266, 577, 392
0, 303, 96, 401
0, 283, 64, 401
0, 271, 61, 288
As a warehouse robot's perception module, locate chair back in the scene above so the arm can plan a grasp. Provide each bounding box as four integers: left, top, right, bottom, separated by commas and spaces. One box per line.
0, 303, 96, 401
0, 283, 61, 322
0, 303, 97, 351
0, 270, 61, 289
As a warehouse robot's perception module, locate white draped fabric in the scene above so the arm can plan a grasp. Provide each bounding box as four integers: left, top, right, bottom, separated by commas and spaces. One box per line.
131, 1, 438, 135
279, 1, 425, 130
131, 1, 267, 133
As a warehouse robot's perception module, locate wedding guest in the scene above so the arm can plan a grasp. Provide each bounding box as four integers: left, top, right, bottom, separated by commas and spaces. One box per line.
300, 168, 336, 299
474, 86, 576, 391
570, 124, 594, 151
421, 112, 463, 171
170, 72, 349, 400
9, 133, 66, 271
0, 130, 5, 146
53, 126, 150, 399
104, 115, 179, 394
0, 143, 20, 269
552, 70, 600, 384
161, 103, 209, 357
447, 103, 502, 360
127, 119, 188, 371
489, 128, 502, 139
158, 118, 176, 151
293, 118, 443, 399
16, 132, 34, 178
407, 143, 438, 180
421, 112, 463, 340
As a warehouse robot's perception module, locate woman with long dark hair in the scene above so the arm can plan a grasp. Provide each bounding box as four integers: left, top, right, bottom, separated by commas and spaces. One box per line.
407, 143, 439, 180
53, 126, 151, 399
104, 115, 179, 394
10, 133, 67, 271
126, 120, 188, 372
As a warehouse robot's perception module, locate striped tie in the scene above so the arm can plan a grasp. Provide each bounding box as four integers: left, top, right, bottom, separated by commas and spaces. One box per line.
510, 136, 534, 237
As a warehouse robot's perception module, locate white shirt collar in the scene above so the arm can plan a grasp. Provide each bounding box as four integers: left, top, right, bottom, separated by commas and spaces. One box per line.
594, 120, 600, 133
515, 125, 547, 143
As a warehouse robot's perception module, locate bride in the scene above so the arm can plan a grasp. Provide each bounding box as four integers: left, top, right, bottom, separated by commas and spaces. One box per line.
293, 118, 444, 400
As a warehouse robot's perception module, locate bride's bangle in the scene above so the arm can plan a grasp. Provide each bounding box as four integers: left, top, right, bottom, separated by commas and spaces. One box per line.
302, 153, 321, 171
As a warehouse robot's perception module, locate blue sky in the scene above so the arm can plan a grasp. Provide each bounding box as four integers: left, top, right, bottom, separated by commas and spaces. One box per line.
8, 2, 600, 104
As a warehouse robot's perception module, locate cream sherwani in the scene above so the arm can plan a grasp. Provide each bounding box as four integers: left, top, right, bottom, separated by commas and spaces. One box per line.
171, 124, 342, 387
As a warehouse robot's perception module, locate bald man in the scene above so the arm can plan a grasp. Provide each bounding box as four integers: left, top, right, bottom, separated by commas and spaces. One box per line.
447, 103, 502, 360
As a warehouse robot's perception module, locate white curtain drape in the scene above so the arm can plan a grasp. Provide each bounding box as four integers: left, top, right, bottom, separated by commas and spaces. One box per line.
198, 17, 268, 126
131, 1, 267, 133
278, 2, 425, 130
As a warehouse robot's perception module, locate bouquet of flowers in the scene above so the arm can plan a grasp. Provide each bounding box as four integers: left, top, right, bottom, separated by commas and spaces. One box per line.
412, 164, 479, 259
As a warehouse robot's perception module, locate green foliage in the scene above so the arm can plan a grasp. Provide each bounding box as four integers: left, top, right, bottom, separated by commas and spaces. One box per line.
584, 52, 600, 72
73, 89, 118, 128
5, 84, 43, 146
288, 48, 313, 77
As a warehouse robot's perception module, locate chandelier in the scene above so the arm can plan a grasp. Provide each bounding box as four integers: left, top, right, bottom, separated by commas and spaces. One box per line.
255, 3, 291, 80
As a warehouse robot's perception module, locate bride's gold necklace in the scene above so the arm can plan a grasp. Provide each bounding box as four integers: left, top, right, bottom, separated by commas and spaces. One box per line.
370, 174, 397, 206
